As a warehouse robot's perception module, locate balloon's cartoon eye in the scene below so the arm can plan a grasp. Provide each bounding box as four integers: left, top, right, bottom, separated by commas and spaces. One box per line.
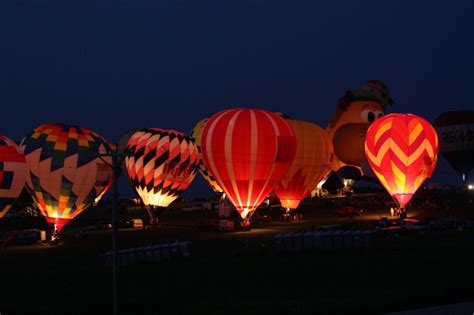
361, 109, 376, 123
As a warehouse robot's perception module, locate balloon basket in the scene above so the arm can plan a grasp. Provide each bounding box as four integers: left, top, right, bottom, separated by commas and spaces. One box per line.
240, 219, 251, 231
49, 231, 62, 246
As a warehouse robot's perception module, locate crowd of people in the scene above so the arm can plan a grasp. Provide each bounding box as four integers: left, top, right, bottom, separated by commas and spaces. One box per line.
319, 188, 473, 215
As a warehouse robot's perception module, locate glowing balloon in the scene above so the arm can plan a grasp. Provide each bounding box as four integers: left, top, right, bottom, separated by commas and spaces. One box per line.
332, 123, 368, 166
433, 110, 474, 182
92, 143, 116, 205
93, 181, 112, 205
125, 128, 200, 209
201, 108, 297, 220
0, 136, 28, 218
190, 118, 224, 193
274, 120, 333, 209
327, 80, 391, 179
365, 113, 438, 207
22, 123, 114, 233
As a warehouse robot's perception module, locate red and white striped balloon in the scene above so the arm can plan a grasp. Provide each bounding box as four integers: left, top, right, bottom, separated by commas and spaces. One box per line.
201, 108, 297, 219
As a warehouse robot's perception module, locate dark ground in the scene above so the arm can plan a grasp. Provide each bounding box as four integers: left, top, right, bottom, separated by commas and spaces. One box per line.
0, 194, 473, 315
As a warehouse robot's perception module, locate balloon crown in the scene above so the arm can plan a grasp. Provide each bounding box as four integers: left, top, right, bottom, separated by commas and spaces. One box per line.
337, 80, 393, 111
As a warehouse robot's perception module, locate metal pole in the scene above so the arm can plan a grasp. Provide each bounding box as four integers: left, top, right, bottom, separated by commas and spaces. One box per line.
112, 150, 119, 315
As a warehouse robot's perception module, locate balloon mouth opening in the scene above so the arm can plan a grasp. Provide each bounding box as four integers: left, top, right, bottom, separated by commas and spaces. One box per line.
280, 199, 300, 210
393, 194, 413, 208
45, 217, 70, 235
238, 207, 255, 220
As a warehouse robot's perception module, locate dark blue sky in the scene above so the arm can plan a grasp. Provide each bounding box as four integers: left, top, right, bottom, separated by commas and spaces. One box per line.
1, 1, 473, 197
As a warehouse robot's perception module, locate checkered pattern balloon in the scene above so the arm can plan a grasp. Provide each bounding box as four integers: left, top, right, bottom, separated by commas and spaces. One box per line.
22, 123, 114, 232
0, 135, 28, 218
125, 128, 200, 208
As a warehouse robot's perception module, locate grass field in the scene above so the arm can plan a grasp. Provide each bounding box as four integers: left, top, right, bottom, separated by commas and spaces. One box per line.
1, 201, 473, 314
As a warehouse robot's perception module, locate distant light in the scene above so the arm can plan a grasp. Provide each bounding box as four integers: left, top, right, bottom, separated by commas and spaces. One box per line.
468, 184, 473, 190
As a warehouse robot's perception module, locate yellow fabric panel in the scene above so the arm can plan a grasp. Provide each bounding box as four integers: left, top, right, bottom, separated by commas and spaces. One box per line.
391, 160, 406, 193
287, 120, 332, 186
374, 118, 392, 145
408, 122, 423, 146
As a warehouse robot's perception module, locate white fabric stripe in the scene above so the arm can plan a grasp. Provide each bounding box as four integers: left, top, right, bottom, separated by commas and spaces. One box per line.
247, 110, 258, 208
225, 110, 243, 208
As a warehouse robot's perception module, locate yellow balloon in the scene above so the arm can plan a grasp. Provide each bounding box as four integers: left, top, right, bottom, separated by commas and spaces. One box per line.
274, 120, 333, 209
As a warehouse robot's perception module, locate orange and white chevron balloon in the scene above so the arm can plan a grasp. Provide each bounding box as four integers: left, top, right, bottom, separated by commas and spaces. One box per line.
365, 113, 438, 207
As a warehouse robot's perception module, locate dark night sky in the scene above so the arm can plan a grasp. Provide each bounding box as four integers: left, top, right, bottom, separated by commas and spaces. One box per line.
1, 0, 473, 198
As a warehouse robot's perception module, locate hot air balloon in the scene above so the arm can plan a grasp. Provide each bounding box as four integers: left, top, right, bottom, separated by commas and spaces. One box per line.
201, 108, 297, 224
93, 181, 112, 206
274, 120, 333, 210
22, 123, 114, 236
327, 80, 391, 180
0, 135, 28, 218
92, 143, 117, 206
190, 118, 224, 193
365, 113, 438, 210
124, 128, 200, 223
433, 110, 474, 184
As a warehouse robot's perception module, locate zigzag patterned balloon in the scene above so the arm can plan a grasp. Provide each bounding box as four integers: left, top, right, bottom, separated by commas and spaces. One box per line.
125, 128, 200, 208
365, 113, 438, 207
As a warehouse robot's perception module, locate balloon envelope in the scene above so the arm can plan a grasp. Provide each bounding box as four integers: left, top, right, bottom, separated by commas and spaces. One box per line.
433, 110, 474, 181
93, 143, 117, 205
22, 123, 114, 232
365, 113, 438, 207
0, 136, 28, 218
190, 118, 224, 193
327, 89, 386, 178
333, 123, 370, 166
201, 108, 297, 219
125, 128, 200, 208
274, 120, 333, 209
